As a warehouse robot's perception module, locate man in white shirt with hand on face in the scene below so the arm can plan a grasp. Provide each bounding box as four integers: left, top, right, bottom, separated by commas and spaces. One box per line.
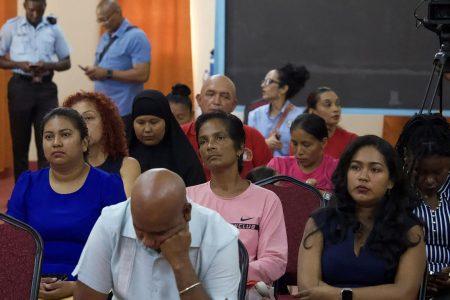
73, 168, 241, 300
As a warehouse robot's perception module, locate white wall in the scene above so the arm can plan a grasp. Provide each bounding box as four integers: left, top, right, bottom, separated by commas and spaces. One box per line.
190, 0, 215, 98
340, 115, 383, 137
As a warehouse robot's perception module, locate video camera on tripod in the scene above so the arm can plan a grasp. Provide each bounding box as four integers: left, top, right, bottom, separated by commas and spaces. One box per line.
415, 0, 450, 113
428, 0, 450, 25
424, 0, 450, 42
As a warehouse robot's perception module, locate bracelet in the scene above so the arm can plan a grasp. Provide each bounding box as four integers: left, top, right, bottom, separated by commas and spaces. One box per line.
179, 281, 201, 295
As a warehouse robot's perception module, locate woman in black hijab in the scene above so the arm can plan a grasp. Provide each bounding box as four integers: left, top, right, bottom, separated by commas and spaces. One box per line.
129, 89, 205, 186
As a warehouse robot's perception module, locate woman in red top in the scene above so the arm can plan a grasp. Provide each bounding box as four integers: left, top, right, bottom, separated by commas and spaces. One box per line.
305, 87, 357, 159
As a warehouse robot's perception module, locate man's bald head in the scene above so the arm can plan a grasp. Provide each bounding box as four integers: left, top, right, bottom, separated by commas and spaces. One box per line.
196, 75, 238, 114
97, 0, 120, 11
96, 0, 123, 33
130, 169, 191, 250
200, 75, 236, 97
131, 168, 187, 221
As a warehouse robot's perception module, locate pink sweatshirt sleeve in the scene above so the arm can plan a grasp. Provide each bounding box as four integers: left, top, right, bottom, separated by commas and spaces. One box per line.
247, 192, 288, 283
266, 157, 279, 172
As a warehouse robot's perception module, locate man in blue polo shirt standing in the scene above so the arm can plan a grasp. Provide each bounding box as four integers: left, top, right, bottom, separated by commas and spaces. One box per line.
81, 0, 151, 140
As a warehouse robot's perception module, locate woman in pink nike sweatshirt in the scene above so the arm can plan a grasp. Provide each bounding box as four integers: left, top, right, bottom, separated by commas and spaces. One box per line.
187, 111, 288, 299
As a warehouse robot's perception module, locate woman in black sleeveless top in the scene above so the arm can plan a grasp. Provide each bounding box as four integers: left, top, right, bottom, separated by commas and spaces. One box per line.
64, 91, 140, 197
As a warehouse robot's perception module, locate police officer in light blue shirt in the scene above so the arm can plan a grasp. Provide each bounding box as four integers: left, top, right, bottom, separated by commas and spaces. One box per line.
80, 0, 151, 141
0, 0, 71, 181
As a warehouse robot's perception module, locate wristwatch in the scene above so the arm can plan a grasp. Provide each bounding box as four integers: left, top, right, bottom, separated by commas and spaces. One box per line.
106, 69, 113, 79
322, 191, 333, 201
341, 288, 353, 300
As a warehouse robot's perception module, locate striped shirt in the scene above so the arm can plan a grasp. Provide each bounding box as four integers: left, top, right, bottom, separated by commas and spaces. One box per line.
414, 173, 450, 273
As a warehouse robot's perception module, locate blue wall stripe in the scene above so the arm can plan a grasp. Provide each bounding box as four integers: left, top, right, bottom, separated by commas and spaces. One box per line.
214, 0, 226, 75
234, 105, 449, 116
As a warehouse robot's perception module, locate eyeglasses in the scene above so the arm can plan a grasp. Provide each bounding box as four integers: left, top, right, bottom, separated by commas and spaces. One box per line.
97, 9, 117, 24
261, 78, 281, 87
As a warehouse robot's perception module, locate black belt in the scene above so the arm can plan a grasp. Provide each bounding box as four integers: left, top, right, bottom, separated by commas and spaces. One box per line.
13, 73, 53, 83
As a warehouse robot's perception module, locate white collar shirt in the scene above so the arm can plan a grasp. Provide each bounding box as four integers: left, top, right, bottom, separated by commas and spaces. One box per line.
73, 200, 240, 300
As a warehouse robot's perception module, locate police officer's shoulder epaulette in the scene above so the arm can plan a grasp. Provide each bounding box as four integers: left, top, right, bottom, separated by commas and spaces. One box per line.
47, 16, 57, 25
6, 16, 21, 24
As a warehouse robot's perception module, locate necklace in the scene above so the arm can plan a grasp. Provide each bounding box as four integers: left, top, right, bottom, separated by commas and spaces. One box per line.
421, 192, 441, 211
422, 192, 443, 234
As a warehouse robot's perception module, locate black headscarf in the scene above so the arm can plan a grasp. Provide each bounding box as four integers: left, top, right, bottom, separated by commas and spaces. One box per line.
129, 90, 205, 186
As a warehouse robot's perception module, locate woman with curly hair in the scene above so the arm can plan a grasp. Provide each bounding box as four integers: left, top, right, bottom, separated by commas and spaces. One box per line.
296, 135, 425, 299
63, 91, 140, 197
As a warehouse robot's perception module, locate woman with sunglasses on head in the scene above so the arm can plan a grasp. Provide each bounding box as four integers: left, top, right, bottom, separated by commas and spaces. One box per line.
248, 63, 310, 157
305, 87, 357, 159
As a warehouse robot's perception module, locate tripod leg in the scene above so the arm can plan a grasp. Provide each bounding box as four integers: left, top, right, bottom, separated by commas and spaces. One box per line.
420, 63, 438, 114
439, 74, 443, 114
429, 61, 445, 114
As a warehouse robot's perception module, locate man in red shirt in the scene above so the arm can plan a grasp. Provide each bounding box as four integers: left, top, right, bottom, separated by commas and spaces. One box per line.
182, 75, 272, 179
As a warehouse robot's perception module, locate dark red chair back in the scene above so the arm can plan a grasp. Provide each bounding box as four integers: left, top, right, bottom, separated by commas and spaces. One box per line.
238, 239, 249, 300
243, 98, 269, 124
256, 175, 324, 297
0, 213, 43, 300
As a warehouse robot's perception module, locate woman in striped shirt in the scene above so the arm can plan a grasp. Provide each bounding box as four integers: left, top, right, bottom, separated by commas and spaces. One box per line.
396, 113, 450, 299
